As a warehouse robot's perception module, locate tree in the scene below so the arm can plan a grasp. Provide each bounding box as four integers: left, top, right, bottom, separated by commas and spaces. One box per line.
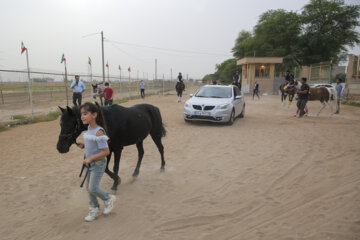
232, 10, 302, 70
299, 0, 360, 65
215, 59, 241, 83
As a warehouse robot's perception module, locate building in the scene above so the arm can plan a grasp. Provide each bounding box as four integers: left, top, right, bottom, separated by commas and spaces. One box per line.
237, 57, 283, 94
345, 55, 360, 96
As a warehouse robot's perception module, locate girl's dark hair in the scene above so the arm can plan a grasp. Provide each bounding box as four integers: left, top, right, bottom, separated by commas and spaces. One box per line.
79, 102, 109, 134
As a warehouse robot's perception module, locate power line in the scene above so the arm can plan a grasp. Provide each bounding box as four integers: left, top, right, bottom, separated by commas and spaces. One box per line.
105, 39, 232, 57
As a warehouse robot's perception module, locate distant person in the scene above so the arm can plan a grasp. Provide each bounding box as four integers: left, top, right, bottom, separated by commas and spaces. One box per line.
139, 80, 145, 98
97, 82, 105, 106
103, 82, 114, 106
335, 78, 343, 114
91, 80, 98, 100
212, 80, 217, 85
70, 75, 86, 106
233, 71, 241, 90
253, 81, 260, 100
220, 80, 226, 85
296, 77, 310, 118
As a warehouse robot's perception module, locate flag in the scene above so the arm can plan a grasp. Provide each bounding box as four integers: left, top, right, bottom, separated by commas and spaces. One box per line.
128, 67, 131, 72
61, 54, 66, 64
21, 42, 27, 54
106, 61, 109, 68
118, 65, 121, 70
88, 57, 91, 66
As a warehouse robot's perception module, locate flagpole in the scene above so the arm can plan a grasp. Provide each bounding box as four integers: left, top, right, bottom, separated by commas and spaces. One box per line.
25, 49, 34, 120
119, 68, 121, 95
64, 60, 69, 106
128, 70, 131, 99
107, 66, 109, 82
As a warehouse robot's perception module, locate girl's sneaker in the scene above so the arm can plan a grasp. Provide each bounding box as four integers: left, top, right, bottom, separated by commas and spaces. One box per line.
85, 207, 99, 222
104, 195, 116, 214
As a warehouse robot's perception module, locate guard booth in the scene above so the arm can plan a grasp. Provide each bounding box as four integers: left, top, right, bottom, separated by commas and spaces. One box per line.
237, 57, 283, 94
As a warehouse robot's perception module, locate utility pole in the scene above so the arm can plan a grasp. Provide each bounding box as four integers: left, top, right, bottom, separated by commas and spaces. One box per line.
101, 31, 105, 83
155, 58, 157, 81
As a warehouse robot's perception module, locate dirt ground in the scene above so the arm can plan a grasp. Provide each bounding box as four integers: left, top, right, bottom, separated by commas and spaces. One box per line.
1, 92, 360, 240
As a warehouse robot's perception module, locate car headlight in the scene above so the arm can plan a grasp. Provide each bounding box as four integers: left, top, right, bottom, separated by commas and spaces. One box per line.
185, 103, 190, 107
217, 104, 229, 109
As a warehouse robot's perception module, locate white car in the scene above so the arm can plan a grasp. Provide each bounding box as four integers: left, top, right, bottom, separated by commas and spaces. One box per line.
183, 85, 245, 125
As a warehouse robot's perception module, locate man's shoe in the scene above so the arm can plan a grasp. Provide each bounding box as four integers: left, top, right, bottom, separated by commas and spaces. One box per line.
85, 207, 99, 222
104, 195, 116, 214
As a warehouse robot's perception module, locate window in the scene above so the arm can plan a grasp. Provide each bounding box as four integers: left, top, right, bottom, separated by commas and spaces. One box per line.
234, 86, 241, 97
255, 64, 270, 78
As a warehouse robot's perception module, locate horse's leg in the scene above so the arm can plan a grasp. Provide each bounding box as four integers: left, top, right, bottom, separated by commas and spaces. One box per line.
152, 136, 165, 171
133, 141, 145, 177
328, 100, 334, 116
105, 151, 116, 180
111, 148, 123, 190
317, 101, 326, 116
179, 90, 182, 102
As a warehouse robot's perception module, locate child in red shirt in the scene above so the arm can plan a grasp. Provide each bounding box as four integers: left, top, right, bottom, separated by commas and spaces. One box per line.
103, 82, 114, 106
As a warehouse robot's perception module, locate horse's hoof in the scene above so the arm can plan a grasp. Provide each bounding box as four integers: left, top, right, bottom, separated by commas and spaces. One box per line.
132, 172, 139, 178
160, 167, 165, 172
111, 185, 118, 191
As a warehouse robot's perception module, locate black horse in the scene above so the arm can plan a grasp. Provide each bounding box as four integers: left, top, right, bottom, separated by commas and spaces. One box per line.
56, 103, 166, 190
176, 81, 185, 102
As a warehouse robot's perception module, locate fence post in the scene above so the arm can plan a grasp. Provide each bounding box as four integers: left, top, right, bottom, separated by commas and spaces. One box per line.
0, 89, 4, 104
50, 88, 53, 99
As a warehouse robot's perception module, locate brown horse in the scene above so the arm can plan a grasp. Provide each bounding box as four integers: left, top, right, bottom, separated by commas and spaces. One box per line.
306, 87, 337, 116
280, 83, 297, 106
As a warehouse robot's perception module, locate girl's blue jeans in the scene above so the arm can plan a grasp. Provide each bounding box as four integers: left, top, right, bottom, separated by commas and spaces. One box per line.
85, 158, 110, 208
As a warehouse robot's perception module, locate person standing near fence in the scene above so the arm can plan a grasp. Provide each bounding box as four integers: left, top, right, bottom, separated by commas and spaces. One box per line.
70, 75, 86, 106
103, 82, 114, 106
97, 82, 105, 106
253, 81, 260, 100
335, 78, 343, 114
140, 80, 145, 98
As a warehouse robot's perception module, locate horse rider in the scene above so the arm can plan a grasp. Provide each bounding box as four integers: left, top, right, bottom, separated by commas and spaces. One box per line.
176, 72, 185, 90
233, 71, 241, 90
285, 70, 295, 90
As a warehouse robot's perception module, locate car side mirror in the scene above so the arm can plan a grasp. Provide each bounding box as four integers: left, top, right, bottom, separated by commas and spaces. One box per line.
189, 94, 194, 97
235, 96, 242, 99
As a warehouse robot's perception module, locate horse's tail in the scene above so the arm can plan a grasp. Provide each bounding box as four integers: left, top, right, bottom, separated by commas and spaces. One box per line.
149, 105, 166, 138
329, 87, 337, 102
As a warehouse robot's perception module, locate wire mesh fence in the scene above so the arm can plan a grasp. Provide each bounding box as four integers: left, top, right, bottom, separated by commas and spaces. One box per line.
0, 69, 199, 106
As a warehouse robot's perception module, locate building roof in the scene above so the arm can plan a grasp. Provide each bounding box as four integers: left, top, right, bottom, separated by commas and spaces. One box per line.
237, 57, 283, 65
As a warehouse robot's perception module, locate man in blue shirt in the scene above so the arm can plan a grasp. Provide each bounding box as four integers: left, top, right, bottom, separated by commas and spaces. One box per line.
139, 80, 145, 98
335, 78, 343, 114
70, 75, 86, 106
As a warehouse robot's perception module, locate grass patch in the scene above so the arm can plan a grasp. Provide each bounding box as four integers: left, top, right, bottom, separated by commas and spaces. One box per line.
0, 110, 62, 133
342, 100, 360, 107
13, 115, 27, 120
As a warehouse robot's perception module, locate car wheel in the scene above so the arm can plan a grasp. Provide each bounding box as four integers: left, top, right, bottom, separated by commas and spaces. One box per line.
228, 109, 235, 125
239, 104, 245, 118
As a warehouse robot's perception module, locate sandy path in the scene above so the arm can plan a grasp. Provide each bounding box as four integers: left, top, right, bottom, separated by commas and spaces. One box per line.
0, 93, 360, 240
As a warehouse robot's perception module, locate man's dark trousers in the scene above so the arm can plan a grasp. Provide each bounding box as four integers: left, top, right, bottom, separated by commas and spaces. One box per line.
297, 99, 308, 117
73, 93, 82, 106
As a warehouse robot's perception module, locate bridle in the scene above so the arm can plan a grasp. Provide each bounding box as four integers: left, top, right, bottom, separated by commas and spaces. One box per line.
59, 107, 84, 145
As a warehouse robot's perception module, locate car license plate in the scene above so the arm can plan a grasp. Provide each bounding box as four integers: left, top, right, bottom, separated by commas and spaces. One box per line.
194, 111, 210, 116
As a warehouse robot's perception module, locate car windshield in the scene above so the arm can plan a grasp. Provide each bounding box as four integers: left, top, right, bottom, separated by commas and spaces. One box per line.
195, 86, 232, 98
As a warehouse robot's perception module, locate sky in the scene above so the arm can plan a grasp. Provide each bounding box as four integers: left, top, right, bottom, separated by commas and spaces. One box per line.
0, 0, 359, 81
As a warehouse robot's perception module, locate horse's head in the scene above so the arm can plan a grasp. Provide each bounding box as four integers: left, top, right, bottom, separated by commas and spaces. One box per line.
57, 106, 84, 153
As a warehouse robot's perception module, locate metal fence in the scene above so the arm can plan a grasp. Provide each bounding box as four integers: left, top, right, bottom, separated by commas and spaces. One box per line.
0, 69, 199, 106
